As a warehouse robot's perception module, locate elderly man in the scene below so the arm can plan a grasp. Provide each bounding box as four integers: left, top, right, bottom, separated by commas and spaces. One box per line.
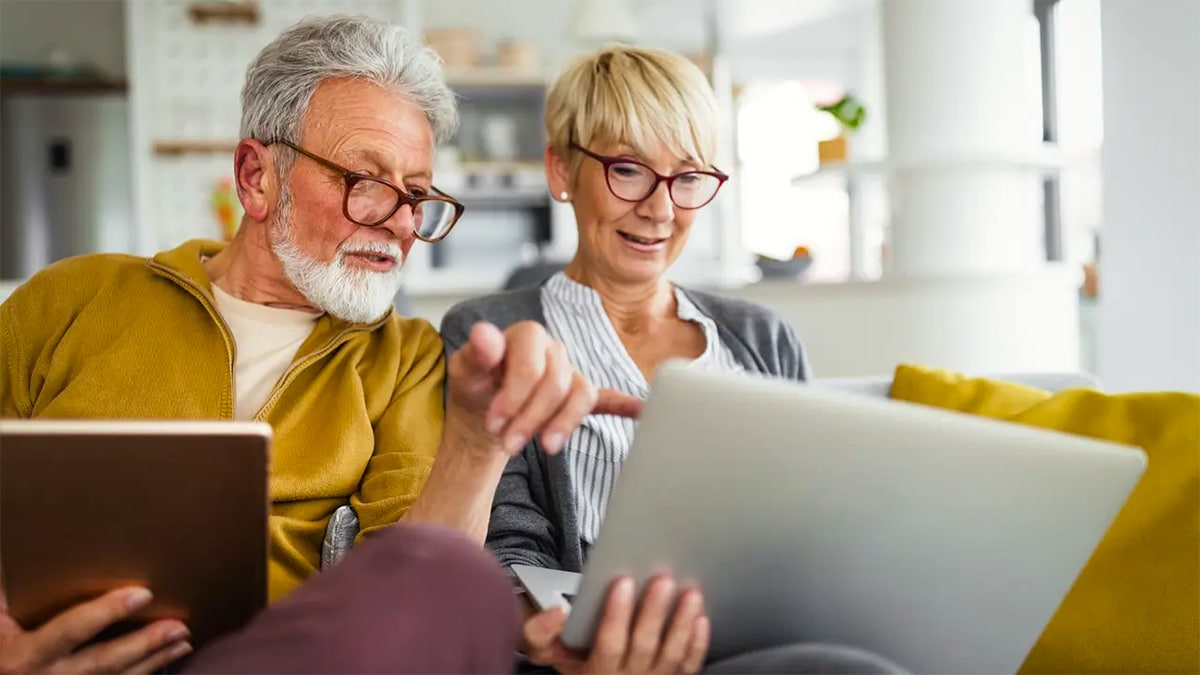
0, 15, 638, 674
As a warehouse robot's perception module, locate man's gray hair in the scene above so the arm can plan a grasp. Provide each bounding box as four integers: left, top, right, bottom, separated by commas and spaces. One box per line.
240, 15, 458, 151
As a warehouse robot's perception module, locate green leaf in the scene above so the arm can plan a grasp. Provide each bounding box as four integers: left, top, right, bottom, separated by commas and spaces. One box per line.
817, 92, 867, 132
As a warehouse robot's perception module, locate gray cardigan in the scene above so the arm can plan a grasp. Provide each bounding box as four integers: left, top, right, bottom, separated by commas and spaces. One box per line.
439, 283, 811, 574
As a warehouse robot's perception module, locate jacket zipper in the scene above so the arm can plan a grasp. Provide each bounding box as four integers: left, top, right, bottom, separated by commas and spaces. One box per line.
149, 260, 377, 423
148, 261, 239, 419
251, 330, 352, 421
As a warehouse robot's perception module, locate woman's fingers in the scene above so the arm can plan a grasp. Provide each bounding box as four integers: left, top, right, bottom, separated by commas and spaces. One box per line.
653, 589, 707, 674
586, 577, 637, 673
624, 576, 677, 672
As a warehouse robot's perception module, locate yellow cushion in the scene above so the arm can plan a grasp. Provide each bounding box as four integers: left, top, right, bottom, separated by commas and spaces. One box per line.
890, 364, 1200, 674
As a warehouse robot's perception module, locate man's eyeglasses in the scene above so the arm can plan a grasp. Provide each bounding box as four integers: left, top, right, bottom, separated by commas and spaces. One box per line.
265, 139, 465, 243
570, 142, 729, 210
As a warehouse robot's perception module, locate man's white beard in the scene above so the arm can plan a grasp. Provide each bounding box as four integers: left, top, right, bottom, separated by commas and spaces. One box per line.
269, 188, 406, 324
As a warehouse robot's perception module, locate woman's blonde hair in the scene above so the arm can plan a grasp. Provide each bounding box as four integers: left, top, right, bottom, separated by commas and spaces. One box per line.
545, 45, 719, 179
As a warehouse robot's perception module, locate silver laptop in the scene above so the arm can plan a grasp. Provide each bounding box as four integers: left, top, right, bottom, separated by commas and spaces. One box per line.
515, 362, 1145, 673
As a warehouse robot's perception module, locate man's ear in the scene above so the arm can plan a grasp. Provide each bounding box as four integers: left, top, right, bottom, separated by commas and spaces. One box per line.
544, 144, 571, 202
234, 139, 275, 222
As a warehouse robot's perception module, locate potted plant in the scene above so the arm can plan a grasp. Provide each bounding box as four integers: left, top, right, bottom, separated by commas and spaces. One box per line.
815, 91, 866, 164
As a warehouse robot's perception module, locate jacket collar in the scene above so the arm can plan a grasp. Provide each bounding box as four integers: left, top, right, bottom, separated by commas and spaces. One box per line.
147, 239, 393, 336
150, 238, 224, 290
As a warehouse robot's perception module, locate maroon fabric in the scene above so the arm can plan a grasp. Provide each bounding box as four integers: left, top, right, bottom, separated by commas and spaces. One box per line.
182, 524, 521, 674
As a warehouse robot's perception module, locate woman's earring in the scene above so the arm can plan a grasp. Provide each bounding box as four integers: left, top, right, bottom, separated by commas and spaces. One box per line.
559, 191, 569, 201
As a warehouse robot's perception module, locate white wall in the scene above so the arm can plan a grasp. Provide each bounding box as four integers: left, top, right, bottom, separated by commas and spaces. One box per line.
0, 0, 126, 77
123, 0, 415, 255
1097, 0, 1200, 392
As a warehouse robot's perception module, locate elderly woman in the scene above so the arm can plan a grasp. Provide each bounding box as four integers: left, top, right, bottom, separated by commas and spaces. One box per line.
445, 40, 810, 555
441, 46, 903, 675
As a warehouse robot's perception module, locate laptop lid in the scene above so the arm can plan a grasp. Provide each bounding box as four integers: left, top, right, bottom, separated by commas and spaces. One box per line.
560, 363, 1145, 672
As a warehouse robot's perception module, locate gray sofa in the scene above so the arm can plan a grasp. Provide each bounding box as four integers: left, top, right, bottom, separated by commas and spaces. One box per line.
811, 371, 1100, 399
320, 370, 1102, 568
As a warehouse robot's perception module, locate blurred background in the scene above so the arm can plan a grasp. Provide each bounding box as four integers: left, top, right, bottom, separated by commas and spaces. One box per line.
0, 0, 1196, 391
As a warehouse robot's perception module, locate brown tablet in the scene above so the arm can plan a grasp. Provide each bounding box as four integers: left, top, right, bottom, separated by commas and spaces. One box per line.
0, 419, 271, 649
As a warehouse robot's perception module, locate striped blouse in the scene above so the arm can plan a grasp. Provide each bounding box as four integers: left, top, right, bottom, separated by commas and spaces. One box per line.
540, 272, 744, 544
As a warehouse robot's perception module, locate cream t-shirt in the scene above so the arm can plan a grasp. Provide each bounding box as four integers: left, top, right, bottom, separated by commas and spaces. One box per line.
211, 285, 321, 420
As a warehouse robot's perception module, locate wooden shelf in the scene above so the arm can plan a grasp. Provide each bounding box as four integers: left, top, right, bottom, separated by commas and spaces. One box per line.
444, 68, 546, 89
187, 1, 259, 25
153, 140, 239, 156
1, 77, 127, 94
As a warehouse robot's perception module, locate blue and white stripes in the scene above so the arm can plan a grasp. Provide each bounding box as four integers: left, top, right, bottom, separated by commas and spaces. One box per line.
540, 272, 743, 543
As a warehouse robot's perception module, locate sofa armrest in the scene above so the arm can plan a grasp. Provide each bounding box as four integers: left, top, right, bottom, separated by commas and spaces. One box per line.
815, 371, 1102, 400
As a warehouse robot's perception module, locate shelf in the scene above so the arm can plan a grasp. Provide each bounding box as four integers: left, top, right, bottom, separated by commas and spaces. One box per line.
459, 160, 544, 173
456, 191, 549, 209
445, 68, 546, 89
1, 77, 127, 94
439, 161, 547, 204
148, 143, 549, 197
150, 141, 547, 207
793, 146, 1068, 183
153, 140, 239, 156
187, 1, 259, 24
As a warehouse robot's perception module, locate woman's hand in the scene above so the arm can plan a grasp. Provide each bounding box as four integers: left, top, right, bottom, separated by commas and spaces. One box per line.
522, 576, 710, 674
0, 586, 192, 675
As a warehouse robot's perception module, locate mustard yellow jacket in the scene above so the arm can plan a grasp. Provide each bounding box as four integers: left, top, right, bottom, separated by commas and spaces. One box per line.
0, 239, 445, 601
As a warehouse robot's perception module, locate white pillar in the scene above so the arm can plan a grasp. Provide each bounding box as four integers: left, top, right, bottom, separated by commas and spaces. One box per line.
849, 6, 889, 281
709, 0, 751, 287
881, 0, 1045, 277
782, 0, 1081, 377
1097, 0, 1200, 392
